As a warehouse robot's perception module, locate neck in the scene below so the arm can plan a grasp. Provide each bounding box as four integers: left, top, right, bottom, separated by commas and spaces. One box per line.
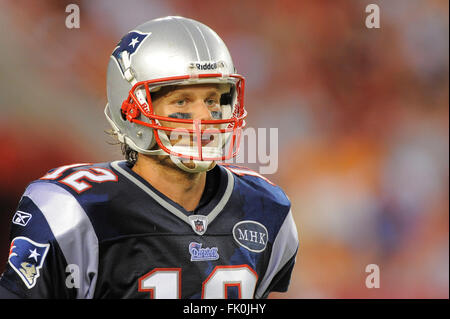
131, 154, 206, 211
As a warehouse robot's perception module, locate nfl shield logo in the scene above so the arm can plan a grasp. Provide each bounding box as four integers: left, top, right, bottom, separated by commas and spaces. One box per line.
194, 220, 204, 233
188, 215, 208, 236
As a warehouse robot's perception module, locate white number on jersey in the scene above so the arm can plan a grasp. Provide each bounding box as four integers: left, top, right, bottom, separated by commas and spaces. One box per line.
138, 264, 258, 299
40, 164, 118, 193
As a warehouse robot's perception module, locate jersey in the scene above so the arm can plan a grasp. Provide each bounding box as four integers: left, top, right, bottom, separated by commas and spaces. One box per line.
0, 161, 299, 299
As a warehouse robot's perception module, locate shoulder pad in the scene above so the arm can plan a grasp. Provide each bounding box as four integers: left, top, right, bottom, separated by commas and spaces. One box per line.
220, 164, 290, 208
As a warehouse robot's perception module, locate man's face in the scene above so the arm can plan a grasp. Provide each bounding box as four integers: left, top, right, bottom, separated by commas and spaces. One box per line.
147, 83, 229, 172
152, 83, 227, 148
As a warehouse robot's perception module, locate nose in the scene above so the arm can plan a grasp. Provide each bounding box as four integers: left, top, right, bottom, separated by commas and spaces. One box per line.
192, 99, 213, 122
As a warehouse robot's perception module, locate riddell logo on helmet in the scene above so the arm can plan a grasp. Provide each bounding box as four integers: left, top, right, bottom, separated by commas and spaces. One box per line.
195, 62, 218, 70
141, 102, 150, 114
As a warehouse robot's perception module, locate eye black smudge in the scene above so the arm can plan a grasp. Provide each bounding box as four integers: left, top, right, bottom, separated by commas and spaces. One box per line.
168, 112, 192, 119
211, 111, 222, 119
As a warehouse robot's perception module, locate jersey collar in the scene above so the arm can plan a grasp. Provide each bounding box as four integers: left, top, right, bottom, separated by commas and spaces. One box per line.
110, 160, 234, 235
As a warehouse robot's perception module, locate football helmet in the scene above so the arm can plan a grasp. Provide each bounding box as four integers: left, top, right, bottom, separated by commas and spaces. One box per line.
105, 16, 246, 172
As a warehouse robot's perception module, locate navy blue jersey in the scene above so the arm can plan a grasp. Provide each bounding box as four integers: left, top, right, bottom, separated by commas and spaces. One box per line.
0, 161, 298, 299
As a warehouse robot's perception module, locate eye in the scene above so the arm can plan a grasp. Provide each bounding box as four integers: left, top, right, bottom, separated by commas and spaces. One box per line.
205, 99, 218, 106
175, 99, 186, 106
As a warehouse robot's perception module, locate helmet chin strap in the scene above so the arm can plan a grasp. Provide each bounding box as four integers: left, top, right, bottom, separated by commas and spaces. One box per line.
159, 129, 217, 173
169, 156, 215, 173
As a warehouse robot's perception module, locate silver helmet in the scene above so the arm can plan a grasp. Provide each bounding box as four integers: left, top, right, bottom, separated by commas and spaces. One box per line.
105, 16, 246, 172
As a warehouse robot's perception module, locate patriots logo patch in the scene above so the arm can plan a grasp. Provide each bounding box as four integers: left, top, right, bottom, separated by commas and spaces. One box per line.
111, 30, 151, 76
8, 237, 50, 289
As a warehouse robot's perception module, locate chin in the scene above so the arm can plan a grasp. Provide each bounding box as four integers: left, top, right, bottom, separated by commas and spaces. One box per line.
181, 161, 217, 171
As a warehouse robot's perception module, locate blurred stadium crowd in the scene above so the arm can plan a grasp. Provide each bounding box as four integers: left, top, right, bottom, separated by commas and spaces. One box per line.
0, 0, 448, 298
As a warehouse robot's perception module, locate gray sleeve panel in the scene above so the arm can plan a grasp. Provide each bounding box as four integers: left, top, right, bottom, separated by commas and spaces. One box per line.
255, 210, 298, 299
24, 182, 99, 299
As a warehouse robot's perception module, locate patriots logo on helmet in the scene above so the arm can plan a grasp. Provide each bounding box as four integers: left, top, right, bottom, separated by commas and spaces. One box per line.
111, 30, 151, 76
8, 237, 50, 289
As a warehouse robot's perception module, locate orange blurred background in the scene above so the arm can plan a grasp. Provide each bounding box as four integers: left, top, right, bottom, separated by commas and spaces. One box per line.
0, 0, 448, 298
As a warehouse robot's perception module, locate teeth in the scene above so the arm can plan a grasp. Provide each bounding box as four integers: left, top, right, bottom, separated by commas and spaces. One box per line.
170, 145, 223, 158
202, 135, 214, 142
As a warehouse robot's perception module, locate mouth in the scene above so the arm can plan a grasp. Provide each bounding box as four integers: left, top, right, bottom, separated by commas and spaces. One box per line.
201, 135, 215, 146
169, 134, 216, 147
